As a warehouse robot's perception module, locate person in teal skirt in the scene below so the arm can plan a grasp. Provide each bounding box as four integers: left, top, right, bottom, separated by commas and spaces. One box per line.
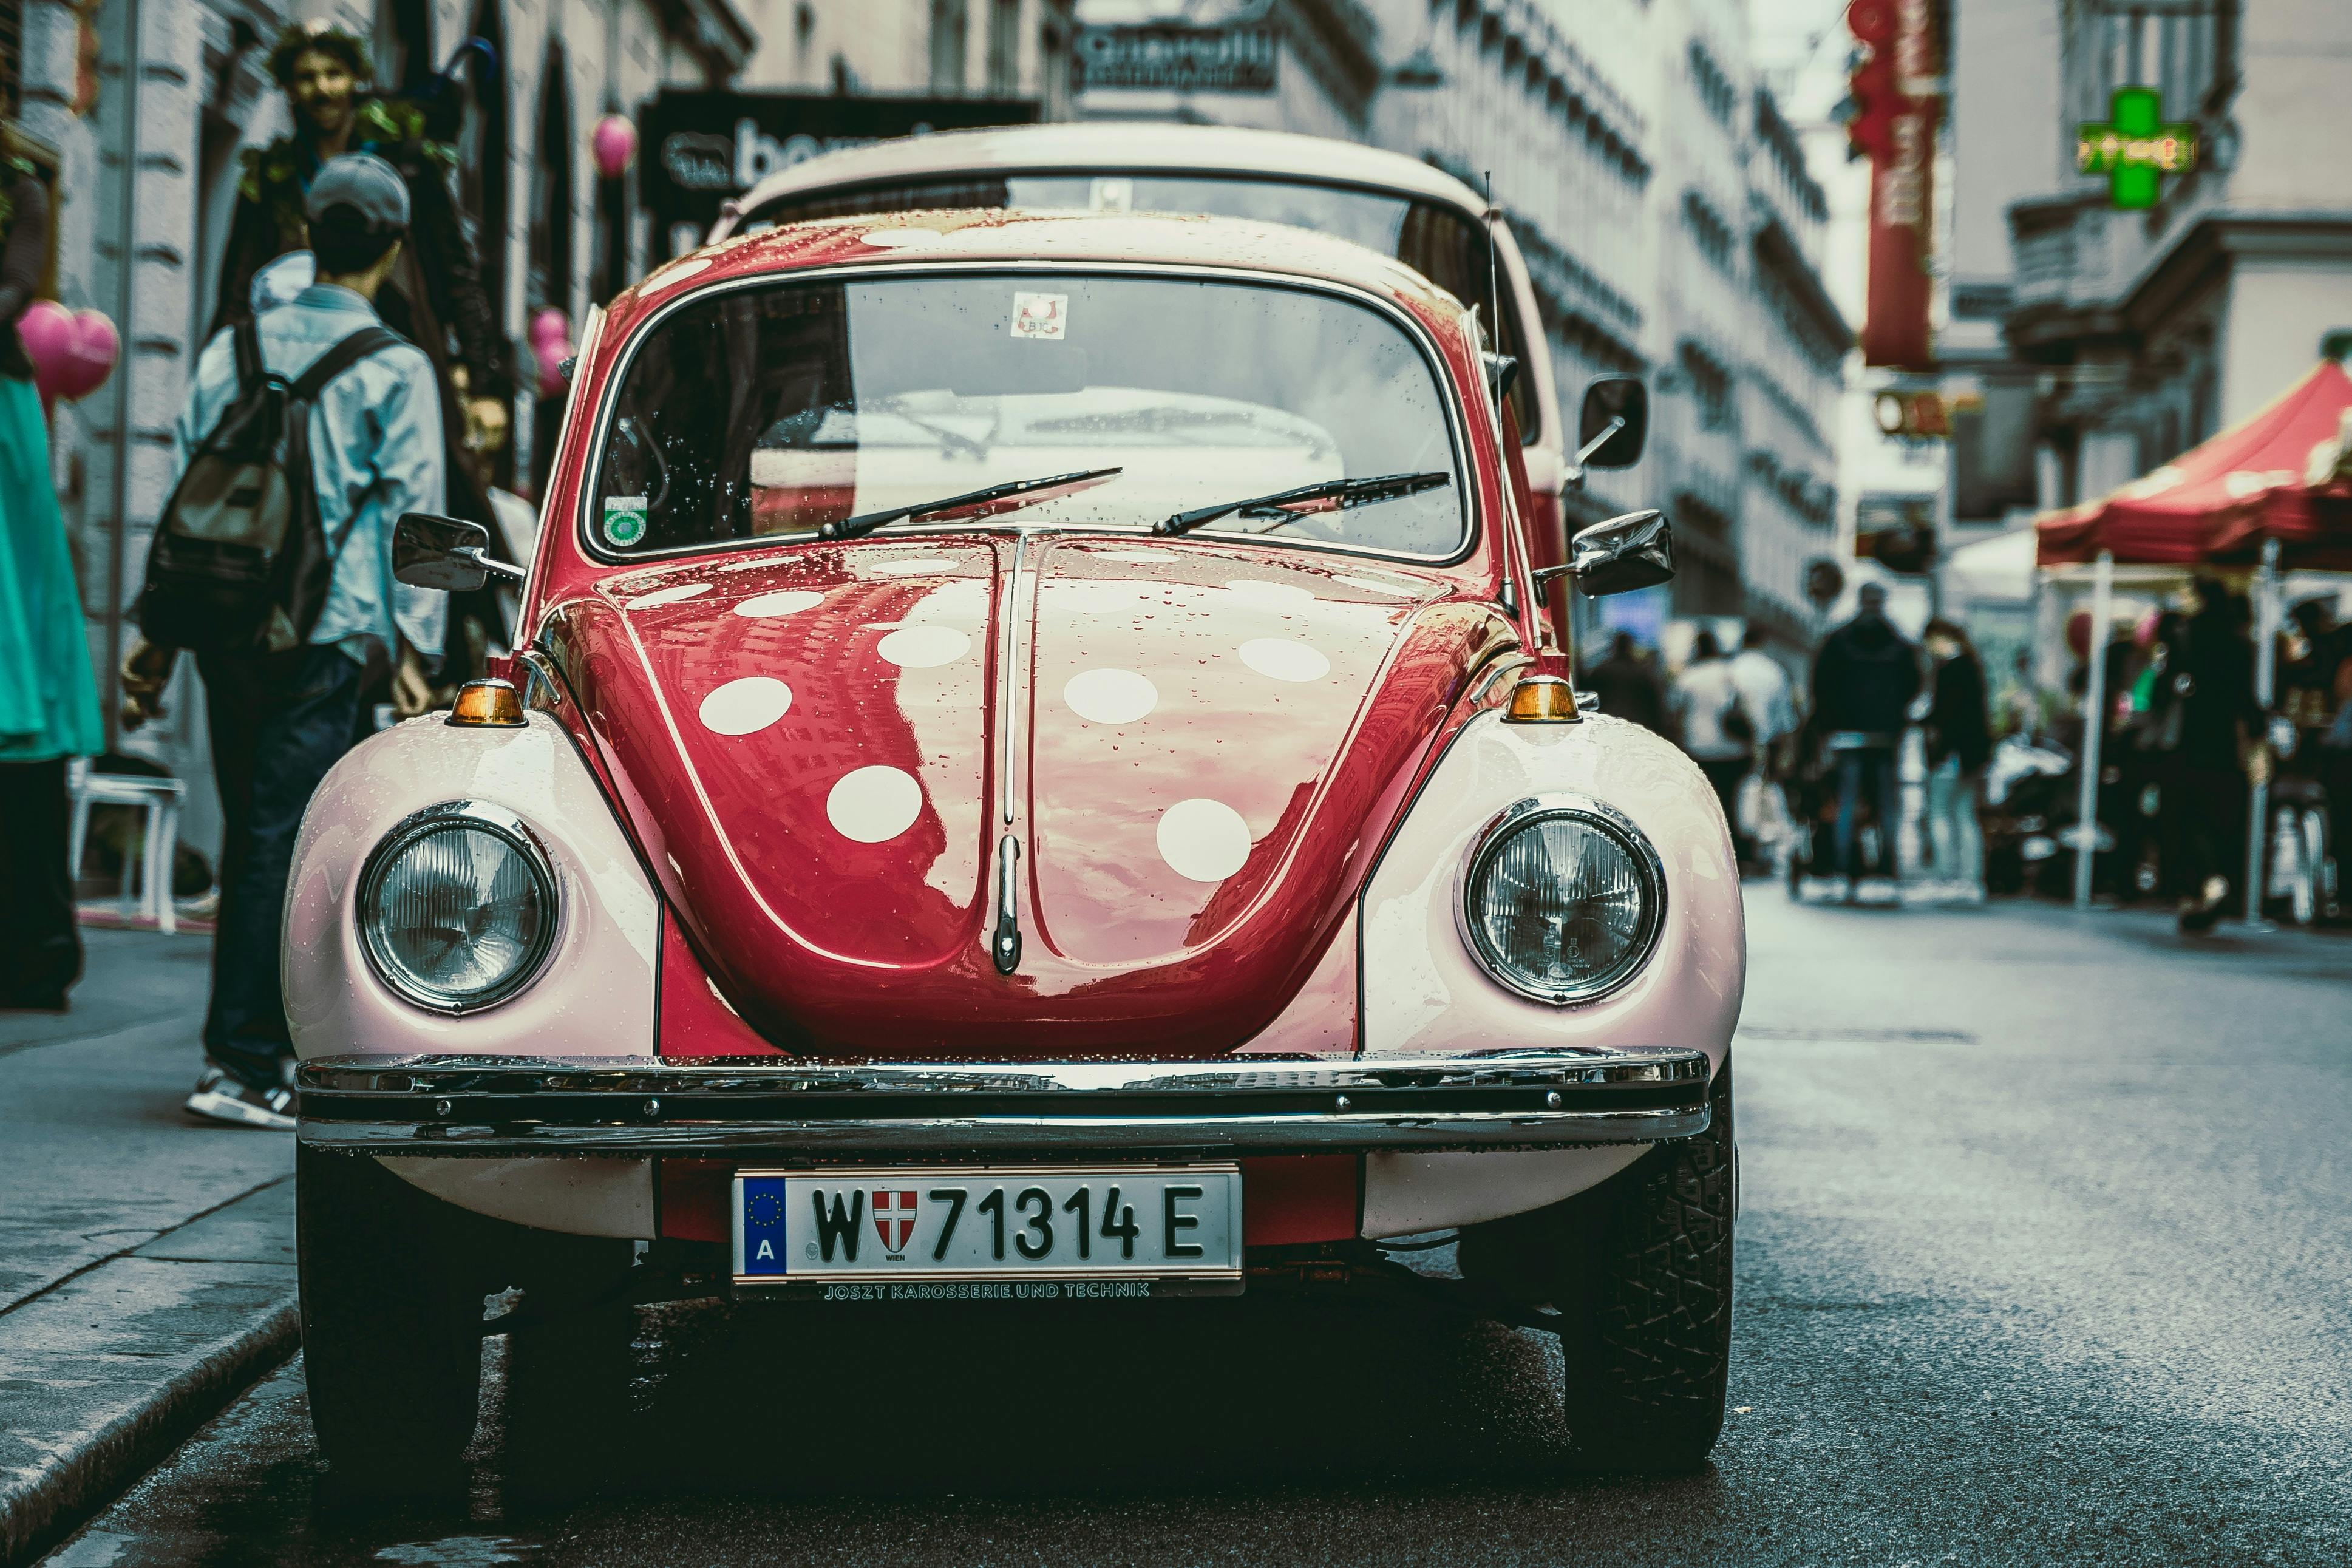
0, 157, 103, 1009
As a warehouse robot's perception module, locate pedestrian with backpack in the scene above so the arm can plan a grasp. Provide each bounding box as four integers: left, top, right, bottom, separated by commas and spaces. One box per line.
118, 154, 445, 1127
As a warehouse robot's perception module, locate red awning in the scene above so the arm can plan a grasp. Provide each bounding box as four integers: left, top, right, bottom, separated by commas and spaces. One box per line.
2036, 361, 2352, 569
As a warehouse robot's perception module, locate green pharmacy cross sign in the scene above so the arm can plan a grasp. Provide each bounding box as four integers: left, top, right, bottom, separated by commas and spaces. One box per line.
2078, 87, 2198, 209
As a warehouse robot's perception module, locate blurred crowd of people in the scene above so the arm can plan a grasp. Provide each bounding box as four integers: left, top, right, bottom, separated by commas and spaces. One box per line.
2068, 582, 2351, 931
1586, 575, 2352, 929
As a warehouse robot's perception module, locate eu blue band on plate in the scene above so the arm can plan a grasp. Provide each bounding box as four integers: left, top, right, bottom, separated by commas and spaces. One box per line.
739, 1174, 792, 1274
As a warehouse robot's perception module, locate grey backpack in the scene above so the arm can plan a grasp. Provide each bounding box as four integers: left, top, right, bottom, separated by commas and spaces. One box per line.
136, 319, 401, 654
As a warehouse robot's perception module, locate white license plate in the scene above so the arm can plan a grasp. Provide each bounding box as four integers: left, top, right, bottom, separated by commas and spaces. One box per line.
732, 1165, 1243, 1288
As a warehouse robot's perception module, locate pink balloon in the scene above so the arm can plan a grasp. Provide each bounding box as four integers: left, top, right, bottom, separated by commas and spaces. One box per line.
592, 115, 637, 181
17, 299, 75, 399
59, 310, 120, 401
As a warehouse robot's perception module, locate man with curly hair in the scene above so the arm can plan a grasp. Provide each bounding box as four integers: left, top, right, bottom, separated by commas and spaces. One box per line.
211, 22, 510, 693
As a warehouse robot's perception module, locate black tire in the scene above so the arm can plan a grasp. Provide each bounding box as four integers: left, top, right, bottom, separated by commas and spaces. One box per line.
498, 1228, 639, 1488
1459, 1064, 1736, 1473
297, 1147, 487, 1485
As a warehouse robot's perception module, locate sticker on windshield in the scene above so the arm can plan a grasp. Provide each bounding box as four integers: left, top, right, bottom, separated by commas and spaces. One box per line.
1010, 292, 1068, 341
602, 495, 649, 546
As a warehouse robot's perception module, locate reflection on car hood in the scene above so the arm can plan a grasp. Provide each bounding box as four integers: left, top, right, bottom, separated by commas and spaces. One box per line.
549, 534, 1511, 1057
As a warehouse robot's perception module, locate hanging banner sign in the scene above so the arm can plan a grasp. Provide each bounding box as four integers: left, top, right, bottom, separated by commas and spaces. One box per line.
1846, 0, 1940, 370
640, 92, 1041, 253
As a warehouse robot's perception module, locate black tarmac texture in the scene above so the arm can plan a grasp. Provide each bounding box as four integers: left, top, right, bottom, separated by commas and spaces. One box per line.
41, 892, 2352, 1567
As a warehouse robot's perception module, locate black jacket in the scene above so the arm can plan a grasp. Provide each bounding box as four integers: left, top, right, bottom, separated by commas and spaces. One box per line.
2170, 606, 2261, 770
1926, 651, 1991, 771
1812, 611, 1922, 738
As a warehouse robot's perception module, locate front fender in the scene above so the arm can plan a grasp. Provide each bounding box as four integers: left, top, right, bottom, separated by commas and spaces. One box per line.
1355, 708, 1744, 1234
285, 711, 662, 1238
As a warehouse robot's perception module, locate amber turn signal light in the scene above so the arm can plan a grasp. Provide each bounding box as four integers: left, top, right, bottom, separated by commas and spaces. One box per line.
1503, 674, 1580, 724
446, 678, 527, 728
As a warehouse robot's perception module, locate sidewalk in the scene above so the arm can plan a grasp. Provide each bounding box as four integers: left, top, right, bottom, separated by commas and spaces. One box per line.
0, 928, 296, 1567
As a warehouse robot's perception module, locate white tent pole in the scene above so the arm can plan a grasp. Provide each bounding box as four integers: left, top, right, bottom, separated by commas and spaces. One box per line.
2073, 551, 2114, 909
2243, 537, 2281, 926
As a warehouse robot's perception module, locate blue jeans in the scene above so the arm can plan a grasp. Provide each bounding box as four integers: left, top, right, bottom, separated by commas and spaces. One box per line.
198, 644, 364, 1089
1833, 745, 1900, 879
1925, 756, 1983, 887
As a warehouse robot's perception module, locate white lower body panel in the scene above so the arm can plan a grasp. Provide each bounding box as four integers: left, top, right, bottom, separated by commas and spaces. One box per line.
1360, 1145, 1648, 1237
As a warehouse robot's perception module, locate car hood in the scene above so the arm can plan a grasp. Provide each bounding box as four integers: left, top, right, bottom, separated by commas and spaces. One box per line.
549, 535, 1511, 1057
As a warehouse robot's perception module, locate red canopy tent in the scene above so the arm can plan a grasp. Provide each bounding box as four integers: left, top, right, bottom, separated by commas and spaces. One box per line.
2037, 359, 2352, 569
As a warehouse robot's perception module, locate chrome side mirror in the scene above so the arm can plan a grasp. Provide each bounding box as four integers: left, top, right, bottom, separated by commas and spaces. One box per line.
1532, 509, 1675, 600
393, 513, 524, 592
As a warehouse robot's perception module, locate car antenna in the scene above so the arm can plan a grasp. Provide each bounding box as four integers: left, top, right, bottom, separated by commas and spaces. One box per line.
1484, 172, 1499, 339
1483, 171, 1506, 414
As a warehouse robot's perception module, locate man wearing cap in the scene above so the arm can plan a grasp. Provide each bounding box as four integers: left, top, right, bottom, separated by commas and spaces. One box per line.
121, 154, 447, 1128
212, 22, 512, 715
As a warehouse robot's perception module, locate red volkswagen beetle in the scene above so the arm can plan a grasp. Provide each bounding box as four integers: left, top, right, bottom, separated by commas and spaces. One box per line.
290, 209, 1742, 1482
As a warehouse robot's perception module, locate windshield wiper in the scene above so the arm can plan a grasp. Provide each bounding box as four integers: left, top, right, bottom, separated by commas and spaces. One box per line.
820, 467, 1124, 542
1154, 471, 1451, 538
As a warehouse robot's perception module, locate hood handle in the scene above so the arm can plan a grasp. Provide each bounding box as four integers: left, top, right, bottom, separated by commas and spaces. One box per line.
993, 833, 1022, 975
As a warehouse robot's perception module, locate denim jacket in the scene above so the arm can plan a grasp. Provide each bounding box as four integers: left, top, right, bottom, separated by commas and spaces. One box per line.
172, 283, 446, 664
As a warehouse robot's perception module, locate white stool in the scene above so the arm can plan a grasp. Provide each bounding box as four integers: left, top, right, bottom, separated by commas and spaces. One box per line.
67, 764, 185, 934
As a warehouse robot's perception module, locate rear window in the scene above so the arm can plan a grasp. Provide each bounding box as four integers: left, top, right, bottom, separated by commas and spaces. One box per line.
734, 174, 1541, 443
590, 271, 1466, 559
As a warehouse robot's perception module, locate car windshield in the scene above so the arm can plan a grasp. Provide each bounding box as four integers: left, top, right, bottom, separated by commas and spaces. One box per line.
733, 174, 1539, 441
590, 272, 1466, 558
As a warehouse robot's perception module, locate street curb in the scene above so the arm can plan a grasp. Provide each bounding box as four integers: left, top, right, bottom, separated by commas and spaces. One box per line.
0, 1173, 301, 1568
0, 1297, 297, 1568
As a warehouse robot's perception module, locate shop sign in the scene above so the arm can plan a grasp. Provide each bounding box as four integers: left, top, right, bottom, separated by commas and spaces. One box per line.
640, 91, 1041, 252
1073, 26, 1279, 93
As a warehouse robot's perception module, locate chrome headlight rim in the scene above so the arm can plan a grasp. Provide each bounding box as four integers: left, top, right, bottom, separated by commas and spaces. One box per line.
1455, 792, 1667, 1007
356, 799, 559, 1015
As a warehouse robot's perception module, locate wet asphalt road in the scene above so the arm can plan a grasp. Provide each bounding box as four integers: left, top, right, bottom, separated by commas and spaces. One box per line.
42, 891, 2352, 1567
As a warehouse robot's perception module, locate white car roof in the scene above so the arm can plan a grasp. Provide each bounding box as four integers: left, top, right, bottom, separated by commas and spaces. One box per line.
716, 123, 1492, 236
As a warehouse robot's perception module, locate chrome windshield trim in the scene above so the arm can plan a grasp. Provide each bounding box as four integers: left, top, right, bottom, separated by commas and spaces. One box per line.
576, 260, 1480, 571
295, 1049, 1711, 1157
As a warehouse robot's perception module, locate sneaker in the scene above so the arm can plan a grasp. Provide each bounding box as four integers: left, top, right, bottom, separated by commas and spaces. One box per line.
185, 1065, 296, 1130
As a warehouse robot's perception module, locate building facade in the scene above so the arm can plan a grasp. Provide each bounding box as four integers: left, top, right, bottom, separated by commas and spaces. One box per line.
1997, 0, 2352, 515
739, 0, 1077, 114
1368, 0, 1653, 535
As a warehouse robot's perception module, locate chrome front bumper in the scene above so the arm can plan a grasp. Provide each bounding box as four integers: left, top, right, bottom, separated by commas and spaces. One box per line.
294, 1050, 1713, 1159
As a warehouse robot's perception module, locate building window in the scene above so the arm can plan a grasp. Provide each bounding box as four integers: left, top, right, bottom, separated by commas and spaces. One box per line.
1681, 341, 1733, 432
1684, 191, 1735, 273
1687, 39, 1735, 125
375, 0, 433, 95
987, 0, 1019, 96
0, 0, 25, 109
2079, 0, 2229, 124
931, 0, 968, 94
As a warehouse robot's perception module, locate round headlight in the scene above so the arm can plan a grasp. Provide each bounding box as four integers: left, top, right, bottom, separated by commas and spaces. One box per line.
358, 802, 557, 1012
1460, 796, 1664, 1005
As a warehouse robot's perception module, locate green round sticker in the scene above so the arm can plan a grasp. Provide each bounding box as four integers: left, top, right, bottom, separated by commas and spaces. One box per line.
603, 503, 648, 546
